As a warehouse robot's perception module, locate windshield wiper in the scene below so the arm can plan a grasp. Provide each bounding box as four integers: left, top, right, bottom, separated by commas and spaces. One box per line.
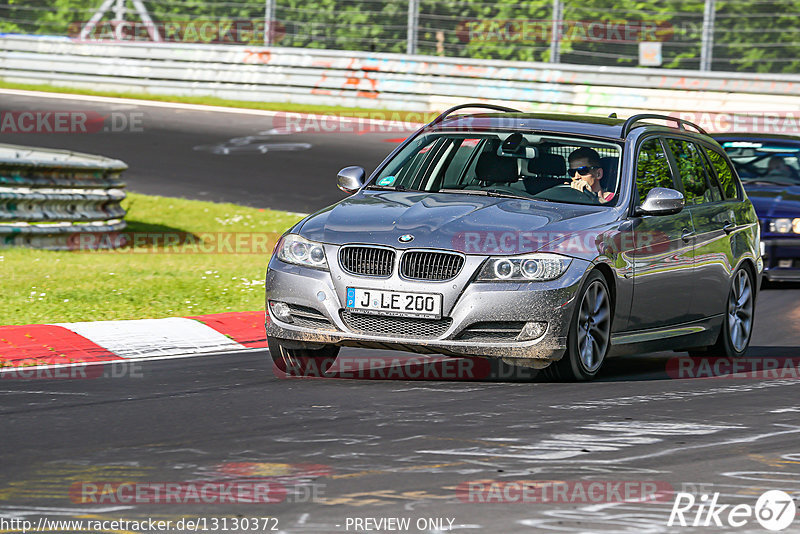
438, 188, 489, 195
366, 184, 408, 191
438, 188, 532, 200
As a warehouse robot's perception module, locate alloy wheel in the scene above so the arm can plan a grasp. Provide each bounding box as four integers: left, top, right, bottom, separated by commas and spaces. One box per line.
576, 280, 611, 372
728, 269, 754, 353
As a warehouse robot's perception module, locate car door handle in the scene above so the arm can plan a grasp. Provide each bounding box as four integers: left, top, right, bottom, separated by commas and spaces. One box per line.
722, 221, 735, 234
681, 229, 695, 243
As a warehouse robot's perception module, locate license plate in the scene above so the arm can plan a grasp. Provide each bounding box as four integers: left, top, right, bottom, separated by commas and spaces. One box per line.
346, 288, 442, 319
779, 259, 793, 268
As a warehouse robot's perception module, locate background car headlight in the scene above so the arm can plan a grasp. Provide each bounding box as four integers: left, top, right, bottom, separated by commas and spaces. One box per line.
276, 234, 328, 270
771, 218, 793, 233
477, 253, 571, 281
769, 218, 800, 234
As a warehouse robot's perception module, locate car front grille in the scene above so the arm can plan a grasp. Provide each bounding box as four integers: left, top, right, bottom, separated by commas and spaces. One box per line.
455, 321, 525, 342
287, 304, 336, 330
339, 246, 395, 277
340, 310, 452, 339
400, 251, 465, 281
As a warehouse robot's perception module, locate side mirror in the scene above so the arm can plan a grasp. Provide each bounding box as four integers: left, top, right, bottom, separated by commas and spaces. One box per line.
337, 166, 365, 194
635, 187, 684, 216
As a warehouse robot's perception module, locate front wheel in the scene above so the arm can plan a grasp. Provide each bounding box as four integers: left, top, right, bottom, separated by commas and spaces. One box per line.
544, 271, 612, 381
267, 337, 340, 377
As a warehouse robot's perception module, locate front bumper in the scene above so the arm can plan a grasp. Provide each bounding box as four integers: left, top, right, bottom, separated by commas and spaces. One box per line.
762, 236, 800, 281
265, 248, 589, 364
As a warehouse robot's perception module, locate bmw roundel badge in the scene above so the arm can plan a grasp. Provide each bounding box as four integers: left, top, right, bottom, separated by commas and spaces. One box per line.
398, 234, 414, 243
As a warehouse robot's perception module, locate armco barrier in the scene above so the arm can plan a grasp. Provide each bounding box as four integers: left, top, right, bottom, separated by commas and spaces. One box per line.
2, 35, 800, 115
0, 143, 127, 250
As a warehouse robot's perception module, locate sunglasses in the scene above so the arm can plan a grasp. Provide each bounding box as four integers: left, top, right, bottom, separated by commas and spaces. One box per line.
568, 165, 600, 176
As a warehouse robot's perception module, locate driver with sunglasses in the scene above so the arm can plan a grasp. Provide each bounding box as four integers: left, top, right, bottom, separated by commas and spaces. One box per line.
567, 147, 614, 203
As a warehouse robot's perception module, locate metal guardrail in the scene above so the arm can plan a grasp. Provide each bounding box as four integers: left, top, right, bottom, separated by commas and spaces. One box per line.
0, 143, 127, 250
2, 34, 800, 114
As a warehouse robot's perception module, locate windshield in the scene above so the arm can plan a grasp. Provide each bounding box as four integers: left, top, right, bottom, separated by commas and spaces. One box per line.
370, 131, 622, 206
721, 141, 800, 186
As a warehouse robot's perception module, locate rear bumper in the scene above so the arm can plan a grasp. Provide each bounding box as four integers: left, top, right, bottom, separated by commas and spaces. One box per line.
764, 269, 800, 282
762, 236, 800, 281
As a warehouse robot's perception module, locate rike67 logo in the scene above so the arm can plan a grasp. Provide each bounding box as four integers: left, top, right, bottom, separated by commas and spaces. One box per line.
668, 490, 797, 531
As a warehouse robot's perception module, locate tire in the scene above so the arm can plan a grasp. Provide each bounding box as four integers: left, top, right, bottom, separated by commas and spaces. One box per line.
544, 270, 612, 381
267, 336, 340, 377
691, 266, 755, 358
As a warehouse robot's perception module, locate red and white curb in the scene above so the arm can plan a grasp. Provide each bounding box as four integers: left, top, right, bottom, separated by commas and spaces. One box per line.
0, 311, 268, 373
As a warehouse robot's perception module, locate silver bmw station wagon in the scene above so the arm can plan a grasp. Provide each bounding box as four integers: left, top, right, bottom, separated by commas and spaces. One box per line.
265, 105, 762, 380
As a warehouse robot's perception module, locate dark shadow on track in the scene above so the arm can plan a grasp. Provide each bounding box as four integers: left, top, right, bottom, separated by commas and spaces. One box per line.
595, 345, 799, 382
272, 343, 800, 385
762, 280, 800, 290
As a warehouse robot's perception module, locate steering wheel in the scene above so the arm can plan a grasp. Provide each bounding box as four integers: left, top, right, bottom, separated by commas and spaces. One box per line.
536, 183, 601, 203
737, 161, 765, 178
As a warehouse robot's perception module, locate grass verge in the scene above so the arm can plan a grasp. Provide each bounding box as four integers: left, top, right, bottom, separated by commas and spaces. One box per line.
0, 193, 305, 325
0, 80, 433, 120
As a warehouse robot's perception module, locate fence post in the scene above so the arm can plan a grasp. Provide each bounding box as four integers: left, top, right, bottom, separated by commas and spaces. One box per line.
700, 0, 716, 71
550, 0, 562, 63
407, 0, 419, 55
264, 0, 276, 46
113, 0, 125, 21
80, 0, 160, 41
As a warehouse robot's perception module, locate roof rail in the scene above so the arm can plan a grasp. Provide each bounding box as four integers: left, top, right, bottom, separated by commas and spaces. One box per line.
621, 114, 708, 136
427, 103, 522, 128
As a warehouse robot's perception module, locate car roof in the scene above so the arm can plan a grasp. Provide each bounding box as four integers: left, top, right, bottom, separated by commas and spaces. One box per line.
436, 112, 712, 142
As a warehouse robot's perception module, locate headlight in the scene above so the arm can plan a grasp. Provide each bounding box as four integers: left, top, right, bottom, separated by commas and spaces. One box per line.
476, 253, 571, 281
769, 218, 800, 234
771, 218, 793, 233
276, 234, 328, 270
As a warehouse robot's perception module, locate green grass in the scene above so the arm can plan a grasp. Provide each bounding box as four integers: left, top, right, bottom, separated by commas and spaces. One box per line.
0, 80, 433, 121
0, 193, 305, 325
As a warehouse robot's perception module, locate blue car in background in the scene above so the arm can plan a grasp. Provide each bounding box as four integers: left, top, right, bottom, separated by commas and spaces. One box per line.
715, 134, 800, 282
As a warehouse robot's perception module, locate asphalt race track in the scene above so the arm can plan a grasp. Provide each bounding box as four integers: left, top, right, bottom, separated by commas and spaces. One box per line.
0, 91, 398, 213
3, 92, 800, 533
2, 293, 800, 533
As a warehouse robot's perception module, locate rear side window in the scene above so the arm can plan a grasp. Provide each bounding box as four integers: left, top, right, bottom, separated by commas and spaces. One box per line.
636, 138, 674, 204
666, 139, 720, 205
703, 147, 739, 200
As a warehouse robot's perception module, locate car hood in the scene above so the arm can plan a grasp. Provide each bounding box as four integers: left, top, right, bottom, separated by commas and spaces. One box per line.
745, 184, 800, 218
298, 191, 617, 255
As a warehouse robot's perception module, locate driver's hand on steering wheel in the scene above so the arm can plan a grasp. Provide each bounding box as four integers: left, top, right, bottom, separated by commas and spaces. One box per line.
570, 178, 592, 193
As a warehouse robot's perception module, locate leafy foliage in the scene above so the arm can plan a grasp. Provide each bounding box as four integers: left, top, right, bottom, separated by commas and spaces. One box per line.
2, 0, 799, 72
